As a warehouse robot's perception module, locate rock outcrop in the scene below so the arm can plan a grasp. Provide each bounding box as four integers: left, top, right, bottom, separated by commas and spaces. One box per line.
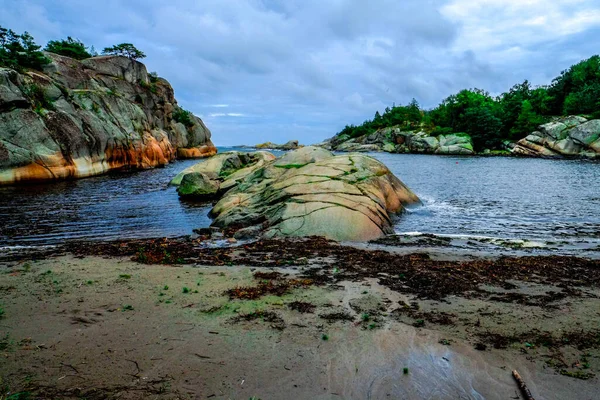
512, 116, 600, 158
172, 147, 420, 242
0, 53, 216, 185
254, 140, 301, 150
170, 151, 276, 198
317, 126, 475, 155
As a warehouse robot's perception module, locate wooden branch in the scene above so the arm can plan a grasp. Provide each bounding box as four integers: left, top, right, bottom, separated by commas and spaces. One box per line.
512, 370, 535, 400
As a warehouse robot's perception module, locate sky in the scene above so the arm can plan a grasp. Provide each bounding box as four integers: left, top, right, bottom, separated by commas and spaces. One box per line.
1, 0, 599, 146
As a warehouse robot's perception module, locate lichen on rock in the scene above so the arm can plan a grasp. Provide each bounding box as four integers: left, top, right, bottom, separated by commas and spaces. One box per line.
172, 146, 420, 242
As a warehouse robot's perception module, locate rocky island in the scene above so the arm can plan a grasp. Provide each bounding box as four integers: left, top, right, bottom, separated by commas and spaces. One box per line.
171, 146, 420, 241
0, 53, 216, 185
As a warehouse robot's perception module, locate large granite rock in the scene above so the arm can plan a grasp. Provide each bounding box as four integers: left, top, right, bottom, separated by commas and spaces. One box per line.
512, 117, 600, 158
0, 53, 217, 185
177, 172, 220, 198
170, 151, 276, 195
173, 147, 420, 241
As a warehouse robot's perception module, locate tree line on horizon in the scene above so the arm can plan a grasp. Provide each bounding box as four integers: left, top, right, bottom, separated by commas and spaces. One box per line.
0, 25, 146, 72
338, 55, 600, 151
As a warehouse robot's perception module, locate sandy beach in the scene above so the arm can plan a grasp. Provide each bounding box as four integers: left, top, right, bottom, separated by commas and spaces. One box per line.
1, 238, 599, 399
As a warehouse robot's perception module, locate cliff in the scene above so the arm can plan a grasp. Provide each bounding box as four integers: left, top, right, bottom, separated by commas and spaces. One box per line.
0, 53, 216, 185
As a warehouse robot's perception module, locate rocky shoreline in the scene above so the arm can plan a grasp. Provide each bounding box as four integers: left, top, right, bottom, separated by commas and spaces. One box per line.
316, 116, 600, 159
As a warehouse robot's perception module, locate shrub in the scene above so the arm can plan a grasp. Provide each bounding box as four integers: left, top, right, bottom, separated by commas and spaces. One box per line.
173, 108, 194, 127
45, 37, 92, 60
23, 84, 55, 112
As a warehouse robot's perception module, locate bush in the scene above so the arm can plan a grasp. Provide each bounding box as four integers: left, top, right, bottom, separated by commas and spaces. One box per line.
45, 37, 92, 60
148, 71, 159, 83
23, 84, 55, 112
430, 126, 454, 136
173, 108, 194, 127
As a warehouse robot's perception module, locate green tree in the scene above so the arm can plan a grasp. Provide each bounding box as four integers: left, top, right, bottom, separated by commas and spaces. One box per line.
0, 25, 49, 71
546, 55, 600, 115
463, 106, 503, 150
510, 100, 546, 140
102, 43, 146, 60
45, 37, 92, 60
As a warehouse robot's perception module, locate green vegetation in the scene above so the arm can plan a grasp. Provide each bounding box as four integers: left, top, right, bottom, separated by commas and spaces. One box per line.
139, 79, 158, 94
182, 287, 190, 294
1, 24, 148, 72
102, 43, 146, 60
119, 274, 131, 279
321, 333, 329, 341
121, 304, 134, 311
45, 37, 93, 60
173, 108, 194, 127
22, 84, 55, 115
336, 55, 600, 151
403, 367, 409, 375
0, 304, 4, 319
0, 25, 49, 71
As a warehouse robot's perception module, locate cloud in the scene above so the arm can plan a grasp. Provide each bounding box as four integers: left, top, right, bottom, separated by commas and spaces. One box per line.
0, 0, 598, 145
208, 113, 246, 117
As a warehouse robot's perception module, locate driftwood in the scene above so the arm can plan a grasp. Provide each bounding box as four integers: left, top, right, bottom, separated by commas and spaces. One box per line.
512, 370, 535, 400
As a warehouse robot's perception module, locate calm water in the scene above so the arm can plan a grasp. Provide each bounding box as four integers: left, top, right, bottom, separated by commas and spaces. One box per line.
1, 147, 599, 253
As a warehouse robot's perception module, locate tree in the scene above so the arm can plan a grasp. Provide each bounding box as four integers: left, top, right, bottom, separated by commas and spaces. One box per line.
546, 55, 600, 115
0, 25, 49, 71
510, 100, 546, 140
45, 37, 92, 60
102, 43, 146, 60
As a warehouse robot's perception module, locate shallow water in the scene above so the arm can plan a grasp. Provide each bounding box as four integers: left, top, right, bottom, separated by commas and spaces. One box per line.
1, 148, 598, 254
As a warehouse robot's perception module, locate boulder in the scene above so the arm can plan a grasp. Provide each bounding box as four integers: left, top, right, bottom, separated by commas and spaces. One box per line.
408, 134, 439, 152
170, 151, 276, 188
0, 68, 28, 109
203, 146, 420, 241
436, 133, 474, 155
177, 172, 220, 199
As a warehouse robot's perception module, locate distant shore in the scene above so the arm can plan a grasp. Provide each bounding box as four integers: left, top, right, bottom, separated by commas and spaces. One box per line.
1, 236, 599, 399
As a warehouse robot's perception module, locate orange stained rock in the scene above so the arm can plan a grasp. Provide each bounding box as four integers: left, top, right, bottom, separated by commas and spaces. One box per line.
177, 145, 218, 159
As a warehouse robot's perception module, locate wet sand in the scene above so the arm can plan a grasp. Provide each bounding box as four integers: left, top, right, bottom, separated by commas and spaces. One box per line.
1, 239, 599, 399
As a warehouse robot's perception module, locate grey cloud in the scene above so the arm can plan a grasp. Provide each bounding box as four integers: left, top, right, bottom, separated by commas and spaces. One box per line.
0, 0, 598, 145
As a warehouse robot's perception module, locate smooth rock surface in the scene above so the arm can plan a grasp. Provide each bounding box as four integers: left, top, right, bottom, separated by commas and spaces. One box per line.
179, 146, 421, 241
177, 172, 220, 198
